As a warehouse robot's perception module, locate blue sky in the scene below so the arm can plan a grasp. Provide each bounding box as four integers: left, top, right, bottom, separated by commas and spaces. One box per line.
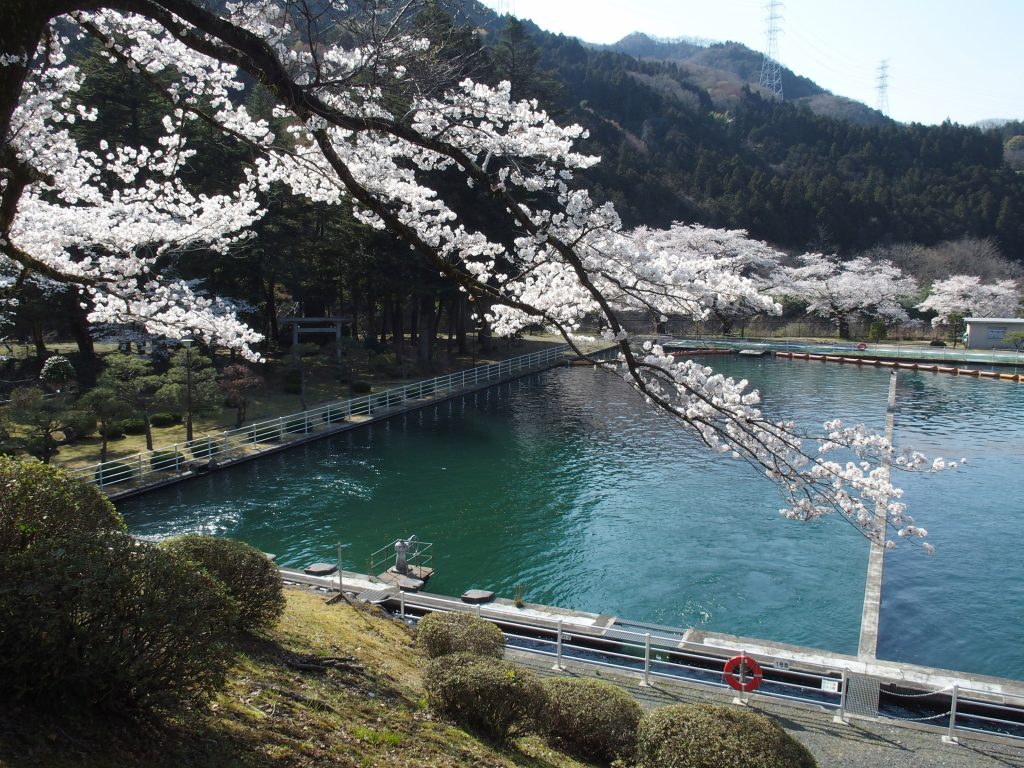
479, 0, 1024, 127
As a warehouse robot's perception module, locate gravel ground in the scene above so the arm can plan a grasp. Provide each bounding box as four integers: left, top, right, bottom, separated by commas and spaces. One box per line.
506, 649, 1024, 768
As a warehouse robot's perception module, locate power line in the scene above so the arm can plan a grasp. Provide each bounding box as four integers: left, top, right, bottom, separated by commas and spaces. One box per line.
759, 0, 784, 100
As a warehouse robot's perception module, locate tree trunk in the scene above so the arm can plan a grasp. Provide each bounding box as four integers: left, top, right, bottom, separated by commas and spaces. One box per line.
417, 293, 437, 369
30, 319, 46, 359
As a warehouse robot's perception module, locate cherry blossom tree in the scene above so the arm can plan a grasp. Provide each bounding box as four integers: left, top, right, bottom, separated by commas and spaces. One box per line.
0, 0, 951, 549
916, 274, 1021, 326
782, 254, 918, 340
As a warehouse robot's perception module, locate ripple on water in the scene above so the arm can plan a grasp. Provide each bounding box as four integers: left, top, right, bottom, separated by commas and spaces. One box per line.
118, 360, 1024, 678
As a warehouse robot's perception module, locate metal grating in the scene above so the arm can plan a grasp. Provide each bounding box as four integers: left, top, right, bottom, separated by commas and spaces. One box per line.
846, 674, 881, 718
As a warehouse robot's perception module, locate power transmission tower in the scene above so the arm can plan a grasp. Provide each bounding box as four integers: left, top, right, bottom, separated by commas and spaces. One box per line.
876, 59, 890, 115
494, 0, 516, 15
759, 0, 784, 99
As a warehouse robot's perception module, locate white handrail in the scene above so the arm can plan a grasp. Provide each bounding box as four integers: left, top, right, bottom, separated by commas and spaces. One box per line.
73, 344, 573, 491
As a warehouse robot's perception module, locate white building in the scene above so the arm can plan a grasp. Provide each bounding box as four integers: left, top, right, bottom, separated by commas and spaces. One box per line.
964, 317, 1024, 349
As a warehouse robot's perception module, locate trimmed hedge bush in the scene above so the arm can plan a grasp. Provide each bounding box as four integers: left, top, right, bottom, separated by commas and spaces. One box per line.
0, 531, 237, 712
149, 449, 185, 472
94, 460, 135, 486
284, 416, 311, 434
120, 416, 147, 435
635, 704, 818, 768
423, 652, 544, 743
100, 424, 125, 439
416, 611, 505, 659
188, 436, 220, 459
540, 677, 641, 765
149, 412, 182, 428
249, 423, 281, 443
160, 534, 284, 633
350, 380, 372, 394
1, 456, 124, 553
62, 410, 98, 442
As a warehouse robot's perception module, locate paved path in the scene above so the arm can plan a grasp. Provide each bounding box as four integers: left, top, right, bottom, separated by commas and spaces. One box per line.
505, 648, 1024, 768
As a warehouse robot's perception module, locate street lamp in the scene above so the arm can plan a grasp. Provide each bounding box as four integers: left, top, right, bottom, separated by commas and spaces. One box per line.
182, 337, 194, 444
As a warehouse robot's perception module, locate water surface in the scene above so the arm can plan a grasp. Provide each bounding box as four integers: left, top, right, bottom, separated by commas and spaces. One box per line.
118, 358, 1024, 678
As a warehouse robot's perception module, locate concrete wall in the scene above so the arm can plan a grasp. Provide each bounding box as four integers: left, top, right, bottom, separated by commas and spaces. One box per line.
965, 318, 1024, 349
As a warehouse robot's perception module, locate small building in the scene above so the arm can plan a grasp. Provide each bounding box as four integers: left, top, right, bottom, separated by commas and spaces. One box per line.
964, 317, 1024, 349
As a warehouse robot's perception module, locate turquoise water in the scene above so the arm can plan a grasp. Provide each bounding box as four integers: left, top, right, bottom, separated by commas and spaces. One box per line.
118, 358, 1024, 678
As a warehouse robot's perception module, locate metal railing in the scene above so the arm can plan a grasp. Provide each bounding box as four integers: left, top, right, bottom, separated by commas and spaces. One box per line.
383, 592, 1024, 744
389, 593, 844, 711
665, 336, 1024, 368
71, 345, 573, 491
367, 536, 433, 580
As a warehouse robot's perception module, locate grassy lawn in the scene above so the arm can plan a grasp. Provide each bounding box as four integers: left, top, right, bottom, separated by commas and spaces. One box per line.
0, 588, 590, 768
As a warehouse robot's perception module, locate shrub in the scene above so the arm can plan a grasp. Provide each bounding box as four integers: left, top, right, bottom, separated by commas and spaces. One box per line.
149, 449, 185, 472
350, 380, 372, 394
1, 456, 124, 553
540, 677, 641, 765
94, 460, 135, 486
249, 422, 281, 442
283, 368, 302, 394
322, 407, 346, 424
120, 416, 147, 435
149, 412, 181, 428
0, 531, 237, 712
160, 534, 284, 633
284, 416, 311, 434
100, 423, 125, 439
61, 410, 98, 442
635, 704, 818, 768
416, 611, 505, 659
930, 339, 947, 347
188, 436, 220, 459
423, 652, 544, 743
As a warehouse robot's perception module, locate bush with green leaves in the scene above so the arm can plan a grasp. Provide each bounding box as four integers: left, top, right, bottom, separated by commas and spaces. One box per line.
149, 411, 182, 428
1, 456, 124, 553
188, 436, 221, 458
149, 449, 185, 472
160, 534, 284, 633
61, 410, 98, 442
635, 704, 818, 768
0, 531, 238, 712
94, 460, 135, 486
120, 416, 147, 435
284, 416, 311, 434
540, 677, 641, 765
350, 380, 372, 394
423, 652, 544, 743
416, 611, 505, 659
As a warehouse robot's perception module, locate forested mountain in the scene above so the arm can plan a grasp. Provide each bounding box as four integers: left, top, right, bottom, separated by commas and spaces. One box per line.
9, 0, 1022, 363
440, 4, 1024, 260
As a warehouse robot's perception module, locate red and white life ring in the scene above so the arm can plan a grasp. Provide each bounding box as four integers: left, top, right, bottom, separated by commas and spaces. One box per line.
723, 654, 764, 693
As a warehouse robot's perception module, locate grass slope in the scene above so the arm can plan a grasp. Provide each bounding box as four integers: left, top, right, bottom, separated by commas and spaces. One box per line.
0, 588, 589, 768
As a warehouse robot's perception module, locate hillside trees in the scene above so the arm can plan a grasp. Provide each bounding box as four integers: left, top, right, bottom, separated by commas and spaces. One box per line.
1, 0, 950, 549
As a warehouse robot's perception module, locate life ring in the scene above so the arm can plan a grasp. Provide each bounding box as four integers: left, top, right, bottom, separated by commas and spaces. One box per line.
857, 343, 867, 351
723, 654, 763, 693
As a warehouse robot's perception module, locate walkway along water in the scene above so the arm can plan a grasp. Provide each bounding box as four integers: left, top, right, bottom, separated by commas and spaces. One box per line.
79, 344, 598, 500
282, 565, 1024, 756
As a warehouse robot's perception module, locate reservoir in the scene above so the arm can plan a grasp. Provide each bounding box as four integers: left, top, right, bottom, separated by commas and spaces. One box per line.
117, 356, 1024, 679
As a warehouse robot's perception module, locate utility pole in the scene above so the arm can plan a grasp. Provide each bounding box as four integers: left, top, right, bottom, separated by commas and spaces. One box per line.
759, 0, 784, 100
876, 59, 890, 116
